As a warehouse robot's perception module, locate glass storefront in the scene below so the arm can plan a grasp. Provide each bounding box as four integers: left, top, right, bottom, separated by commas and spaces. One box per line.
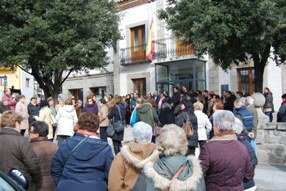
155, 59, 206, 95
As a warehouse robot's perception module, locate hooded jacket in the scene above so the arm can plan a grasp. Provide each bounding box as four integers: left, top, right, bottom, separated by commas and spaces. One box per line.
131, 155, 205, 191
51, 133, 114, 191
56, 105, 78, 137
136, 103, 159, 127
108, 143, 160, 191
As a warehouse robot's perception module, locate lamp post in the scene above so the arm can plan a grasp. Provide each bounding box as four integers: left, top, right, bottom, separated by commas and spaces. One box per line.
3, 75, 7, 90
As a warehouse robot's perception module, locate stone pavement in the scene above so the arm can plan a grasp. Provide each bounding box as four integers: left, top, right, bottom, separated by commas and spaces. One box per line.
108, 126, 286, 191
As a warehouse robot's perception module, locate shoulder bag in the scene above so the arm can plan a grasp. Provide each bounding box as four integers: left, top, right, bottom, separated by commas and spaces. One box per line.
150, 107, 160, 137
162, 162, 188, 191
182, 112, 194, 139
113, 105, 125, 133
63, 136, 89, 166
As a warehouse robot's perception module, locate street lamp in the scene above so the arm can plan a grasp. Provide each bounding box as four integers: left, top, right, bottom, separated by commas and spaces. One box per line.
3, 75, 7, 90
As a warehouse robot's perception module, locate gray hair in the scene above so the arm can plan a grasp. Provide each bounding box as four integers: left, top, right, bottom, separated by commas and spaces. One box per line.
233, 117, 244, 134
213, 110, 235, 131
157, 124, 188, 156
245, 96, 254, 106
132, 122, 152, 143
234, 98, 245, 108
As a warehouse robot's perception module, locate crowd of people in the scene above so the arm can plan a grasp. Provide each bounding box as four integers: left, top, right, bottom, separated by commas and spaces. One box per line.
0, 85, 285, 191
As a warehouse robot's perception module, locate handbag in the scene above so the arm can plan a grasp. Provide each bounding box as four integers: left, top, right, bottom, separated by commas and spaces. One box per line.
150, 107, 160, 137
114, 105, 124, 133
50, 114, 58, 127
107, 123, 115, 137
182, 112, 194, 139
162, 162, 188, 191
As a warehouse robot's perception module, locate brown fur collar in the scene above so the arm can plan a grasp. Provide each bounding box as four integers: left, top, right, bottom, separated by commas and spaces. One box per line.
121, 145, 160, 169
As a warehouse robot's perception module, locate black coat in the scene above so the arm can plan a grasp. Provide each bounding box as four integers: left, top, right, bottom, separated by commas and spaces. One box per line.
28, 103, 40, 123
0, 128, 42, 191
159, 107, 175, 126
171, 93, 181, 108
277, 104, 286, 122
108, 104, 126, 141
175, 111, 198, 147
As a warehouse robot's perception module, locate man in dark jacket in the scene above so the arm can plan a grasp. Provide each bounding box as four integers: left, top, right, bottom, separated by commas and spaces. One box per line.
52, 112, 113, 191
277, 94, 286, 122
0, 111, 42, 191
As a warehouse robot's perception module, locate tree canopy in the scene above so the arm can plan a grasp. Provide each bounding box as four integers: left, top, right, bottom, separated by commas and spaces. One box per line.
159, 0, 286, 92
0, 0, 120, 98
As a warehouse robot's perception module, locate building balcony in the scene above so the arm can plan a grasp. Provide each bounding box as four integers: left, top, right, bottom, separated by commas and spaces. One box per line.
120, 37, 195, 65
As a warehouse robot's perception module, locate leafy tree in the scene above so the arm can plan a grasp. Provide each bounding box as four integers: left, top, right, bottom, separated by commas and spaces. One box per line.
0, 0, 120, 99
159, 0, 286, 92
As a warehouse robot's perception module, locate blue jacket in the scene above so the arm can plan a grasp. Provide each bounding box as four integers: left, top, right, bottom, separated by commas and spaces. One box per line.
234, 106, 254, 133
51, 133, 114, 191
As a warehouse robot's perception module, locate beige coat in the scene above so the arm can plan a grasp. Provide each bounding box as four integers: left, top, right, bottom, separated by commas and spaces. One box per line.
35, 107, 53, 139
108, 143, 159, 191
15, 101, 29, 130
99, 104, 109, 127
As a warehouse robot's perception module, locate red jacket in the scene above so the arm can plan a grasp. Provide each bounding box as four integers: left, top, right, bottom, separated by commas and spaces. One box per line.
1, 93, 15, 111
199, 134, 254, 191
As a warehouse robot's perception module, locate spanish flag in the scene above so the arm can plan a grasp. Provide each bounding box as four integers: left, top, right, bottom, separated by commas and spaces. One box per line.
146, 18, 155, 62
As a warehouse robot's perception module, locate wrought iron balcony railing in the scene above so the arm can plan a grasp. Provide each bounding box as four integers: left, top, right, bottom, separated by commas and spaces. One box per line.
120, 37, 195, 65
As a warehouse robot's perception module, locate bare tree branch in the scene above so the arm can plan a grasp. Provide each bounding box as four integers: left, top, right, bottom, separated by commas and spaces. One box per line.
60, 68, 74, 86
17, 65, 32, 75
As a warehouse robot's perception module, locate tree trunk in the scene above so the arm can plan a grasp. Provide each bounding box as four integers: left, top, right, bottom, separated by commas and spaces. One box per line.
253, 51, 269, 93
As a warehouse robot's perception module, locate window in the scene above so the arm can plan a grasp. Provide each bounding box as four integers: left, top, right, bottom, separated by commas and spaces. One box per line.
130, 25, 146, 63
25, 78, 30, 87
175, 37, 194, 57
237, 68, 255, 95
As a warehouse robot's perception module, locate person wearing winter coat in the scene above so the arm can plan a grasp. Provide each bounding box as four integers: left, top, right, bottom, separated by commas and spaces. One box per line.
233, 117, 258, 191
108, 97, 126, 155
82, 95, 98, 115
56, 99, 78, 144
51, 112, 114, 191
15, 95, 29, 136
263, 87, 274, 122
29, 121, 58, 191
193, 102, 212, 149
35, 100, 53, 140
98, 98, 109, 141
131, 124, 206, 191
199, 110, 254, 191
1, 89, 16, 111
0, 111, 42, 191
277, 94, 286, 122
175, 100, 198, 155
108, 122, 160, 191
159, 102, 175, 126
136, 100, 159, 128
28, 97, 40, 124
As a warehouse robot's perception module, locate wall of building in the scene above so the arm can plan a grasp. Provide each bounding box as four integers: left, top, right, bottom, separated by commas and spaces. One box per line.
62, 73, 113, 104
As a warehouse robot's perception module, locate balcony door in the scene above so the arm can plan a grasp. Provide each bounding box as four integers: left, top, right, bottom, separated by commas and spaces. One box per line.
130, 25, 146, 63
175, 37, 194, 57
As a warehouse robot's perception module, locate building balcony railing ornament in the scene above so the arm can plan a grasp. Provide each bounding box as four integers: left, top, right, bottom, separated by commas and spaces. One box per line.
120, 37, 195, 65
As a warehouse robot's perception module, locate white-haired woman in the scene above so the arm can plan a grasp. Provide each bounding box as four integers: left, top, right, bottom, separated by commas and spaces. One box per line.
108, 122, 160, 191
131, 124, 205, 191
193, 102, 212, 150
199, 110, 254, 191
